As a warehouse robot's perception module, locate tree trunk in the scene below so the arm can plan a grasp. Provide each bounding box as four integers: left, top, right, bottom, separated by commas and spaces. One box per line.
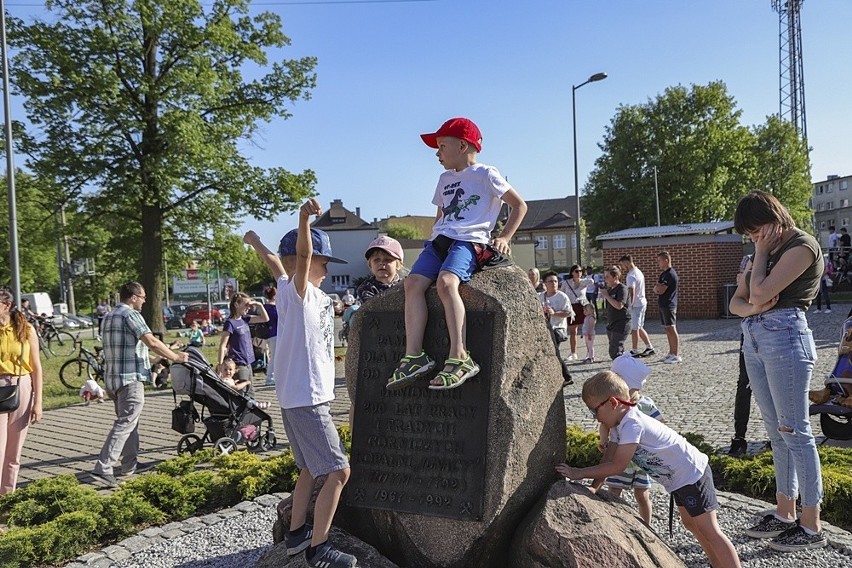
141, 203, 165, 335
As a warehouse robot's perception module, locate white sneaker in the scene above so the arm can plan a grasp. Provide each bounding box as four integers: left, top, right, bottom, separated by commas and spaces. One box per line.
663, 355, 683, 364
825, 309, 832, 313
813, 309, 822, 313
567, 353, 578, 361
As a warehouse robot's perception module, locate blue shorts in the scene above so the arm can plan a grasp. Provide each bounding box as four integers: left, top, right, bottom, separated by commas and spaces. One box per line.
281, 403, 349, 477
410, 239, 478, 282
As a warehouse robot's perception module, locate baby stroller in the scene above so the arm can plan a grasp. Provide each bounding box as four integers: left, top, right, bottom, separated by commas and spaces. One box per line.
809, 316, 852, 441
169, 347, 277, 455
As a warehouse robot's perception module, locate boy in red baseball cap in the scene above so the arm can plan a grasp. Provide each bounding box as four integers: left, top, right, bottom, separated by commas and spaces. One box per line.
386, 117, 527, 391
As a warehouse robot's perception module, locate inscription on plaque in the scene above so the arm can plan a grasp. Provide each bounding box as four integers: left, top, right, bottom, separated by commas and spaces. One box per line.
346, 311, 493, 521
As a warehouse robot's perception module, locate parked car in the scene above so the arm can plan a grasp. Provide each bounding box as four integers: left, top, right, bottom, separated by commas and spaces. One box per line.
64, 314, 93, 328
163, 306, 185, 330
327, 293, 345, 316
183, 304, 223, 326
212, 301, 231, 320
60, 315, 80, 329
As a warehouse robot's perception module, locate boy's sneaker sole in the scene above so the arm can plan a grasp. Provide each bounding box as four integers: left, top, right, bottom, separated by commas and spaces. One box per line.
767, 525, 827, 552
744, 514, 796, 538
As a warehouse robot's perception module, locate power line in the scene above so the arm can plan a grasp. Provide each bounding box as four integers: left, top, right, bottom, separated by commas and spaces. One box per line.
6, 0, 437, 6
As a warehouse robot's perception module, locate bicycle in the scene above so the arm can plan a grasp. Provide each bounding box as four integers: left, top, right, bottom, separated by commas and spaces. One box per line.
60, 344, 105, 390
36, 319, 78, 358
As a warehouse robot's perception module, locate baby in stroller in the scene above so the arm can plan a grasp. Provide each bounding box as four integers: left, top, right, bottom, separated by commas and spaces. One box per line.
809, 314, 852, 408
218, 357, 269, 409
170, 347, 276, 454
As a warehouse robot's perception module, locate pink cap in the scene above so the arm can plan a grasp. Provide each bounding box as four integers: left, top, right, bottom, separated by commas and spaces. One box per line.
365, 235, 404, 262
420, 117, 482, 152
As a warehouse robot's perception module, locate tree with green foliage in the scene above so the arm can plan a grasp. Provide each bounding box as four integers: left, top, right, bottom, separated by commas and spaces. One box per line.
582, 81, 810, 240
9, 0, 317, 331
0, 172, 60, 294
748, 115, 813, 230
385, 223, 420, 241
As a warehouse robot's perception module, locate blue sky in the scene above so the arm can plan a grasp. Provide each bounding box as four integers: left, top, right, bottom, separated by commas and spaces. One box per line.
8, 0, 852, 250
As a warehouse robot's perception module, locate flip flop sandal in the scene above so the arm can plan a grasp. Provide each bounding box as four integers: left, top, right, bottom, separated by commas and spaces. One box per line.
429, 354, 480, 390
387, 351, 435, 391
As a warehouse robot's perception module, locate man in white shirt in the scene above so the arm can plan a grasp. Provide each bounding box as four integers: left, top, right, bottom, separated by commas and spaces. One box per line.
619, 255, 655, 358
828, 225, 839, 261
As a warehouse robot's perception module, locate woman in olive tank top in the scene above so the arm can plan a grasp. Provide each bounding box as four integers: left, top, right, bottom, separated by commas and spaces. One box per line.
730, 191, 826, 552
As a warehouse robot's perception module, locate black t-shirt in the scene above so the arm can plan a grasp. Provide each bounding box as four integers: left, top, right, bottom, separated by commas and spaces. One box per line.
605, 282, 630, 332
657, 267, 679, 309
841, 233, 851, 249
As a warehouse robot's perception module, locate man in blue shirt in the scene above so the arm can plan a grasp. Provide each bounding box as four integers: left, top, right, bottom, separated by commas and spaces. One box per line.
92, 282, 188, 487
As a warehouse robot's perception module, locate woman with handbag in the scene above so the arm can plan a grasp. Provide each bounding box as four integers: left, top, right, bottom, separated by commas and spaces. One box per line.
539, 271, 575, 386
0, 286, 43, 494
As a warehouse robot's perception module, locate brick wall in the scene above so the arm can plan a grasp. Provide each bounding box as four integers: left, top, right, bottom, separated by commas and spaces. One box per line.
602, 240, 744, 319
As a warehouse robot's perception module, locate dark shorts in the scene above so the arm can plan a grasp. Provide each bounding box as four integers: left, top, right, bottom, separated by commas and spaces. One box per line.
659, 303, 677, 327
672, 465, 718, 517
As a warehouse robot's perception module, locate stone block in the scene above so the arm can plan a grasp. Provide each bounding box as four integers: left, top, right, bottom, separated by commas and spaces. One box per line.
509, 481, 686, 568
339, 266, 566, 568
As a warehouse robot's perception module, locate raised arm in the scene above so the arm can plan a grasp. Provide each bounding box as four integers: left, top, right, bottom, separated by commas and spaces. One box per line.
244, 230, 285, 281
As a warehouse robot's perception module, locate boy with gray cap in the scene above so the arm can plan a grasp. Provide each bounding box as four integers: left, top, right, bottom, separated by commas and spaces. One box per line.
244, 198, 356, 568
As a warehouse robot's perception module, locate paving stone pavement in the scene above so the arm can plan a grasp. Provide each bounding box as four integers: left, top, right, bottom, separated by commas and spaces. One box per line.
20, 309, 852, 566
19, 307, 852, 489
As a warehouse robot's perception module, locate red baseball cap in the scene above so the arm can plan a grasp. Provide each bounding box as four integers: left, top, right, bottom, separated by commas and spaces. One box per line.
420, 117, 482, 152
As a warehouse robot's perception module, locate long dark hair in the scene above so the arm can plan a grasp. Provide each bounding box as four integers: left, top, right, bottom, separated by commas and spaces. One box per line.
0, 287, 30, 343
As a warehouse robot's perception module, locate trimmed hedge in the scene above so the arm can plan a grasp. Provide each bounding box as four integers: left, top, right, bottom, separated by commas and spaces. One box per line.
2, 425, 851, 567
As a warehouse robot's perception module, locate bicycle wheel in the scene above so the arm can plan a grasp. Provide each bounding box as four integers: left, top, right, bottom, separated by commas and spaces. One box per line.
48, 331, 77, 358
59, 358, 93, 390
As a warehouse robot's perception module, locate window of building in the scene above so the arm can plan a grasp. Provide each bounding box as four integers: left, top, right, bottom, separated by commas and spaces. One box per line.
827, 202, 835, 210
843, 218, 849, 227
828, 183, 834, 193
331, 275, 350, 288
818, 203, 824, 211
820, 222, 826, 230
819, 185, 824, 194
842, 180, 849, 191
552, 234, 566, 249
535, 236, 548, 250
842, 199, 849, 208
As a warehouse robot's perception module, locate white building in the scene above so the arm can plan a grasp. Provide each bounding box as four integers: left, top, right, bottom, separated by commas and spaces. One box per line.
311, 199, 377, 294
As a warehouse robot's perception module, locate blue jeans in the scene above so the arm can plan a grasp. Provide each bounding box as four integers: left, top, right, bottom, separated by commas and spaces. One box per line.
741, 307, 822, 507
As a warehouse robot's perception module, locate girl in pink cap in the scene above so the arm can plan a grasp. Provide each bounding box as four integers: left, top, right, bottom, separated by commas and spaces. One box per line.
356, 235, 405, 304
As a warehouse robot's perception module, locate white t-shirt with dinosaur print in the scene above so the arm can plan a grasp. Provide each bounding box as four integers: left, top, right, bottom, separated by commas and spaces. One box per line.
609, 406, 708, 492
429, 163, 512, 244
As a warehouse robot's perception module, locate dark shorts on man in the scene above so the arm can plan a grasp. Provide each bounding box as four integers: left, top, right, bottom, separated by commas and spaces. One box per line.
659, 304, 677, 327
672, 466, 718, 517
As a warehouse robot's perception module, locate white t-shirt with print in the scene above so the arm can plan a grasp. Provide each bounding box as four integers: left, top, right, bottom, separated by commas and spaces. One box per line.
274, 274, 336, 409
609, 406, 708, 493
429, 163, 511, 244
538, 290, 574, 330
626, 267, 647, 307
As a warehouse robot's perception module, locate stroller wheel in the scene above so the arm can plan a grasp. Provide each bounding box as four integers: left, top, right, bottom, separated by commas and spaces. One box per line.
214, 437, 239, 455
177, 433, 203, 455
260, 431, 277, 451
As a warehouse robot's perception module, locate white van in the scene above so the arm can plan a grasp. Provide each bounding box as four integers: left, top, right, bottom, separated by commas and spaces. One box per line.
21, 292, 53, 318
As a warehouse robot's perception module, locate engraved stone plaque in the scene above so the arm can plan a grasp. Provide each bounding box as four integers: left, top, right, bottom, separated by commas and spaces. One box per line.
346, 311, 493, 521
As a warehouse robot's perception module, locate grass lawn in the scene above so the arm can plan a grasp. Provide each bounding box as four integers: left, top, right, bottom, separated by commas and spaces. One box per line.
40, 330, 222, 410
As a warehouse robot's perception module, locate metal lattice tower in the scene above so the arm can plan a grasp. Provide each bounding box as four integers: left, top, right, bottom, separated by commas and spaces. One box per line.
772, 0, 807, 142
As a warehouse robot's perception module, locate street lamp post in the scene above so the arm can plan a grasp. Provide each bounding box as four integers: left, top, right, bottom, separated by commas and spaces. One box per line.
572, 72, 607, 267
